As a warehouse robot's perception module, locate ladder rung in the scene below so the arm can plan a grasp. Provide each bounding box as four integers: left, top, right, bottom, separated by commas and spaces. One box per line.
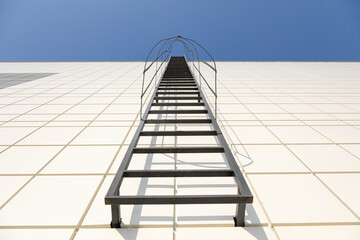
106, 194, 252, 205
160, 84, 196, 87
161, 81, 195, 83
140, 130, 217, 136
161, 82, 195, 84
162, 77, 193, 79
161, 80, 194, 82
160, 81, 196, 85
152, 103, 204, 106
160, 85, 196, 87
124, 169, 234, 177
158, 87, 198, 90
162, 80, 193, 82
156, 92, 199, 95
148, 110, 207, 114
145, 119, 212, 124
163, 77, 192, 79
163, 75, 192, 76
154, 97, 201, 100
133, 147, 224, 153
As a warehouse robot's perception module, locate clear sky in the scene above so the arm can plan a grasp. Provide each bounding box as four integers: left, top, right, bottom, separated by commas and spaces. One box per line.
0, 0, 360, 61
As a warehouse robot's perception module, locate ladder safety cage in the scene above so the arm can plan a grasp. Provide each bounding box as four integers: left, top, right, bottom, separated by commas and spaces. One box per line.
105, 36, 253, 228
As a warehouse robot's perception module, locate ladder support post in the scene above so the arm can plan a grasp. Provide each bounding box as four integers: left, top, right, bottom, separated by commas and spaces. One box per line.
235, 184, 246, 227
235, 203, 246, 227
110, 204, 121, 228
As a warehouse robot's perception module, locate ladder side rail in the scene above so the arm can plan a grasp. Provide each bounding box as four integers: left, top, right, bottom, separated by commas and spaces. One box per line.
185, 59, 252, 226
185, 59, 252, 197
105, 59, 171, 228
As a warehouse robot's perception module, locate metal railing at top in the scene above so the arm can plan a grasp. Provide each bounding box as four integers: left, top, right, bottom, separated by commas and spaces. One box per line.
141, 36, 217, 119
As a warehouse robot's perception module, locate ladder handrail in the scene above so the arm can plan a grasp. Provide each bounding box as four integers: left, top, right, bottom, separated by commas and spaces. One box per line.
141, 38, 172, 120
141, 36, 218, 119
175, 38, 217, 98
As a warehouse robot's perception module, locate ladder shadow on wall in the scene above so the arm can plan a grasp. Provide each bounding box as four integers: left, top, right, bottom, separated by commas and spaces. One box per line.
118, 111, 266, 239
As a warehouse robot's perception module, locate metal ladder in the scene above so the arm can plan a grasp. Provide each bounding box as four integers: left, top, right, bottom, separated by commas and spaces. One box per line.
105, 37, 253, 228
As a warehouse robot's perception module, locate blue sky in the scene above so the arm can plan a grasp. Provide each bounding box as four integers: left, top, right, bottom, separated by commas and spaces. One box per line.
0, 0, 360, 61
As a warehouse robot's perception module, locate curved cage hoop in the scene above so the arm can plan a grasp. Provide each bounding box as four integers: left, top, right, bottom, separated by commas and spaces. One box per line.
141, 36, 218, 119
